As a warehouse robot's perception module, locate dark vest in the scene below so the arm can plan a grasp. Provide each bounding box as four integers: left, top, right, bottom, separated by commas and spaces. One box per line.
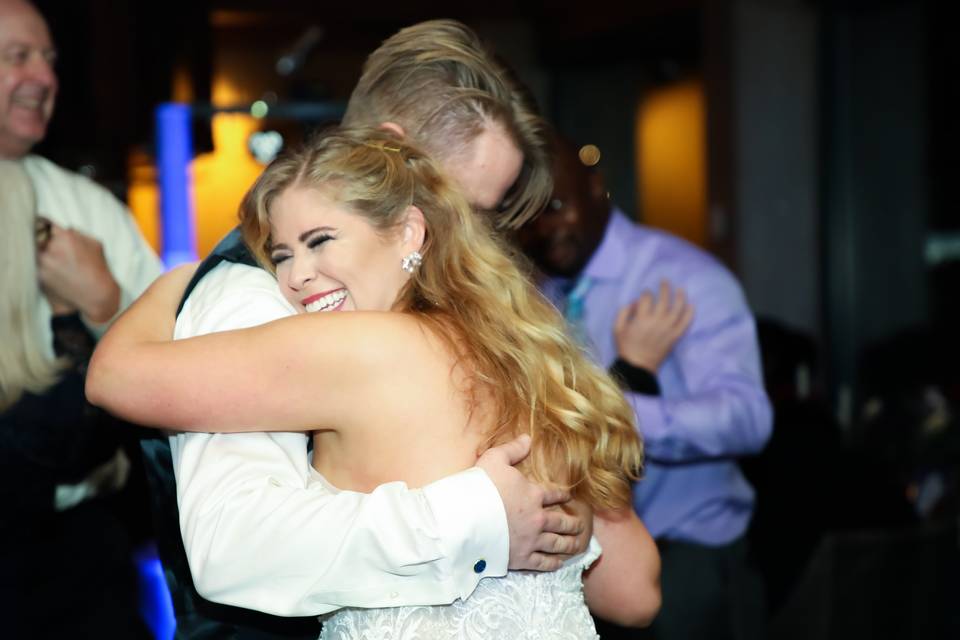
176, 227, 258, 314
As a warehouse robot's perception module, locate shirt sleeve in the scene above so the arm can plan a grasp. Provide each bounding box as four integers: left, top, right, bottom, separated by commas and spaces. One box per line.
80, 183, 162, 336
629, 265, 773, 463
23, 156, 163, 338
171, 264, 509, 616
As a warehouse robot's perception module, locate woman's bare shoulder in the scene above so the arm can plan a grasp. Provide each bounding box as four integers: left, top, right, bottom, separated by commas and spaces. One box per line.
269, 311, 453, 371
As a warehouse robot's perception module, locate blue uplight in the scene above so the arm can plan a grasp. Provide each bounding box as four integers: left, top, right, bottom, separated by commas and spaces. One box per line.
134, 543, 176, 639
156, 103, 197, 268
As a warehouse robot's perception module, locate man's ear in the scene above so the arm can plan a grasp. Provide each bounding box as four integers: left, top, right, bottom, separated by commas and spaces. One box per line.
379, 122, 406, 138
400, 205, 426, 252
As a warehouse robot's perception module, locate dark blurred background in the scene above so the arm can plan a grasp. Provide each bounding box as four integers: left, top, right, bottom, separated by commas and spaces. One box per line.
30, 0, 960, 637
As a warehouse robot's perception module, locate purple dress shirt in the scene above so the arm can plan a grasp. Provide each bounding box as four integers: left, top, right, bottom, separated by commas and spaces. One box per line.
541, 209, 773, 545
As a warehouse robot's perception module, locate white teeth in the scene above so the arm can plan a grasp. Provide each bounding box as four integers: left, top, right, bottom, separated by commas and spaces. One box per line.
12, 94, 43, 108
304, 290, 347, 313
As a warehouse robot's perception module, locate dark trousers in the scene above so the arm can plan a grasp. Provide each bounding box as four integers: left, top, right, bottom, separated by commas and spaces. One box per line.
594, 535, 766, 640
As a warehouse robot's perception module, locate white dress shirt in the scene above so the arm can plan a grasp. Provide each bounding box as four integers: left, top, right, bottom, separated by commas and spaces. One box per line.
170, 261, 509, 617
22, 154, 163, 351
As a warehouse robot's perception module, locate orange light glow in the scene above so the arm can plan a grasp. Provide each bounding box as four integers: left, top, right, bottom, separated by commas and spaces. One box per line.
127, 76, 265, 259
636, 78, 707, 247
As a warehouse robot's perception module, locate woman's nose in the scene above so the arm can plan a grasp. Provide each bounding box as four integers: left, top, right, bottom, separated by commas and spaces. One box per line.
288, 254, 315, 290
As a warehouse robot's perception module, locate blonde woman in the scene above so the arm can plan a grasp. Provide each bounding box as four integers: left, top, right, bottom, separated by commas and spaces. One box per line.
87, 129, 660, 638
0, 160, 150, 638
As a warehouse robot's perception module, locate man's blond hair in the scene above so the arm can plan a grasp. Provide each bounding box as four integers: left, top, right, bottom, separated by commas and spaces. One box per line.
342, 19, 551, 230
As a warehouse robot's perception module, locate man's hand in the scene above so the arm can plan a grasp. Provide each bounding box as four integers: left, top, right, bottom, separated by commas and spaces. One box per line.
476, 434, 589, 571
37, 222, 120, 324
43, 288, 76, 317
614, 280, 694, 371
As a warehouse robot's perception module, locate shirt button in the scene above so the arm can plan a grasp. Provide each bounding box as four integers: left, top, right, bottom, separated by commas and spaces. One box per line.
473, 559, 486, 574
390, 591, 399, 599
268, 478, 281, 487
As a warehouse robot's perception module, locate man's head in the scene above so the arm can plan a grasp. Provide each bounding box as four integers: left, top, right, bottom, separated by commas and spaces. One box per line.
518, 136, 612, 279
342, 19, 550, 230
0, 0, 57, 159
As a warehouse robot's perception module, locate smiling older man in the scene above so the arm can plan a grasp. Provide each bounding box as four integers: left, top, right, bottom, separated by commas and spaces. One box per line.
0, 0, 161, 340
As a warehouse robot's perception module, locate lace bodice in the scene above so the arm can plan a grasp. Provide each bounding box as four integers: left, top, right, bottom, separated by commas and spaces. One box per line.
318, 537, 601, 640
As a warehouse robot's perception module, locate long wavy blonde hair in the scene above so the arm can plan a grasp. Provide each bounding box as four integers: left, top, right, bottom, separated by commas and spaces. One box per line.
0, 160, 63, 411
343, 19, 551, 231
241, 129, 641, 510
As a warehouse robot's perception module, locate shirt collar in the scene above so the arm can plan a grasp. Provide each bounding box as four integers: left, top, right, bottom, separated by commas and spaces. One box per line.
581, 206, 634, 282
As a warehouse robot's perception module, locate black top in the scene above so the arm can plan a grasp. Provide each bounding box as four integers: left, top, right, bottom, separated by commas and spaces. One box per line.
177, 226, 259, 315
0, 316, 151, 637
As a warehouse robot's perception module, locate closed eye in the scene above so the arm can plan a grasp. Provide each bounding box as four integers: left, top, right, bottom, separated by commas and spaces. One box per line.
269, 252, 291, 266
307, 233, 334, 249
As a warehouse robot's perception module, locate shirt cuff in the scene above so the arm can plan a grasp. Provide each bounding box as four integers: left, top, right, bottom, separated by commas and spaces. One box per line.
610, 358, 661, 395
421, 467, 509, 600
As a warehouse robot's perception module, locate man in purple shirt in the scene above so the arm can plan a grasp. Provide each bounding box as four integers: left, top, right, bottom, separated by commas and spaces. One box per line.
519, 137, 773, 639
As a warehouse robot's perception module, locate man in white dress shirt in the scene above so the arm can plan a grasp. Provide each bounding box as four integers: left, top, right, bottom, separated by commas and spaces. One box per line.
149, 20, 590, 638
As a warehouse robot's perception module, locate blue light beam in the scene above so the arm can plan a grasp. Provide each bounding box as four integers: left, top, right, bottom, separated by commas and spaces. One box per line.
156, 103, 197, 268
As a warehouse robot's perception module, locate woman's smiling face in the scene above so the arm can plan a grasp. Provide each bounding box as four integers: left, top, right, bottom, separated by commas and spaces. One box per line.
268, 185, 411, 314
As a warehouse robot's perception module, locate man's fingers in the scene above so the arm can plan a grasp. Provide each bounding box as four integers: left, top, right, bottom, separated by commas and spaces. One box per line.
657, 280, 672, 312
636, 291, 654, 315
541, 508, 582, 535
671, 289, 686, 314
46, 220, 65, 235
614, 305, 628, 335
43, 223, 70, 247
537, 531, 581, 555
668, 290, 689, 326
525, 552, 566, 572
666, 289, 692, 332
480, 434, 531, 467
614, 303, 634, 335
540, 486, 571, 507
650, 290, 668, 317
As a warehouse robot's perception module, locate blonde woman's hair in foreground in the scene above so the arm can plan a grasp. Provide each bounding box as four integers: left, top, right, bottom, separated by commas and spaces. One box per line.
0, 160, 63, 410
342, 19, 552, 231
240, 128, 641, 510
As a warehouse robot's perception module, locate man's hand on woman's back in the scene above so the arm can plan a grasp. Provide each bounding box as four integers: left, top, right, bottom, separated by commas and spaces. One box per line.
475, 434, 592, 571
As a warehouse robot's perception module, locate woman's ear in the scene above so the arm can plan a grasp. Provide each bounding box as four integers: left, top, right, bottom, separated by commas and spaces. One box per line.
400, 205, 426, 253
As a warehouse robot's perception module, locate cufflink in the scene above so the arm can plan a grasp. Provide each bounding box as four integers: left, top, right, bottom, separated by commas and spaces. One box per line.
473, 559, 487, 574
